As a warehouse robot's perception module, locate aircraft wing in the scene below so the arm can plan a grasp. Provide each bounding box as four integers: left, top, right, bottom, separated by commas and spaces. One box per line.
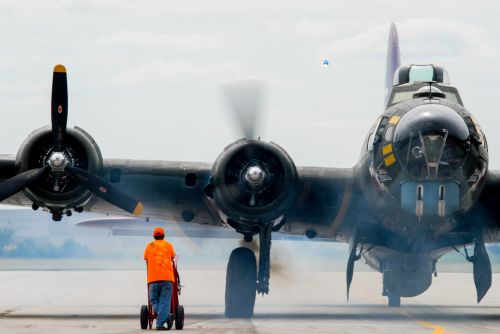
79, 159, 364, 241
86, 159, 221, 227
0, 156, 366, 242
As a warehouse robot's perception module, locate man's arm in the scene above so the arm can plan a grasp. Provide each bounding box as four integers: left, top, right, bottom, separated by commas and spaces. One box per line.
169, 242, 176, 259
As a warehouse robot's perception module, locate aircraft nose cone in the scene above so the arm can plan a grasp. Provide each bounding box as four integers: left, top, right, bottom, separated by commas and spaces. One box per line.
394, 104, 469, 143
393, 104, 470, 179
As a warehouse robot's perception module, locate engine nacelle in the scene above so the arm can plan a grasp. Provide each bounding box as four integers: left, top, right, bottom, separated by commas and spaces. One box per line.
210, 139, 298, 226
16, 125, 103, 211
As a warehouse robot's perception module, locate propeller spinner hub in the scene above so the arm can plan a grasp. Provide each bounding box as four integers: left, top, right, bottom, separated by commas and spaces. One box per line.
245, 166, 266, 187
48, 152, 69, 171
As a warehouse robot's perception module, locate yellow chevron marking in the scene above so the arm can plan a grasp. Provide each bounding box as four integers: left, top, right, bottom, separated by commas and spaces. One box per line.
384, 154, 396, 166
389, 115, 400, 125
382, 144, 393, 155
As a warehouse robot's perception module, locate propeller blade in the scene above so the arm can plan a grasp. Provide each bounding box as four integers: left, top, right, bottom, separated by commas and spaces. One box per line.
0, 166, 49, 202
51, 64, 68, 151
223, 80, 264, 140
67, 166, 144, 216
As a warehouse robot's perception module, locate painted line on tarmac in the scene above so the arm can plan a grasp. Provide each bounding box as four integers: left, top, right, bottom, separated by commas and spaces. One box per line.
357, 285, 460, 334
419, 321, 459, 334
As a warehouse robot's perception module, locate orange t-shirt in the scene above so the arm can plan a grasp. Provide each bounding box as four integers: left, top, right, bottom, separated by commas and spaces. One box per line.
144, 240, 176, 283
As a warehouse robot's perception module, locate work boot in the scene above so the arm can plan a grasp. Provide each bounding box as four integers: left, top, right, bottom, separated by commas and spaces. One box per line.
156, 324, 168, 331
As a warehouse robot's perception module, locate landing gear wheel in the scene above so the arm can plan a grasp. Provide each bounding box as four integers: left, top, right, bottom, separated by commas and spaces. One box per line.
140, 305, 148, 330
175, 305, 184, 329
388, 294, 401, 307
225, 247, 257, 318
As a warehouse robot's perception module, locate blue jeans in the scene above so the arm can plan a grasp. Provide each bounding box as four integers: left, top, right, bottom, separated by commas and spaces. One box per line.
149, 281, 173, 327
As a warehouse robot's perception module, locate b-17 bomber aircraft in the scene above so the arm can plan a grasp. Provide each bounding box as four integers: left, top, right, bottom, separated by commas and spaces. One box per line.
0, 23, 499, 318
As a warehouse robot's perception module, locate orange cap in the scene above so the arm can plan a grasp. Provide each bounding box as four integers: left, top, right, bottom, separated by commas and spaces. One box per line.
153, 227, 165, 237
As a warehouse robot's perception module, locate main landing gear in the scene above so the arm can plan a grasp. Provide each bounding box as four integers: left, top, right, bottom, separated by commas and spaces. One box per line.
225, 222, 275, 318
225, 247, 257, 318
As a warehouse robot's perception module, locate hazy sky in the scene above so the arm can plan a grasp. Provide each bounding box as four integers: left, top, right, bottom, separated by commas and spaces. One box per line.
0, 1, 499, 168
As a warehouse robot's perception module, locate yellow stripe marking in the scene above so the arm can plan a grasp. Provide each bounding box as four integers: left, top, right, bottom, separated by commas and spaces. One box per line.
133, 202, 144, 216
53, 64, 66, 73
357, 286, 460, 334
384, 154, 396, 166
419, 321, 459, 334
382, 144, 393, 155
389, 115, 401, 125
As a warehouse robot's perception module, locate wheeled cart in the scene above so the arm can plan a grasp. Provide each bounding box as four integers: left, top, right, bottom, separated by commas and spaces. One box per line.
141, 259, 184, 330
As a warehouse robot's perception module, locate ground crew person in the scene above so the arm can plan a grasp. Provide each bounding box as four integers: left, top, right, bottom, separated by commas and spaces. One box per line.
144, 227, 176, 330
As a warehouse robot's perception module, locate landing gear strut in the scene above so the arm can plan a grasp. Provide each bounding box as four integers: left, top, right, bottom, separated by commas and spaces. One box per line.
257, 223, 272, 295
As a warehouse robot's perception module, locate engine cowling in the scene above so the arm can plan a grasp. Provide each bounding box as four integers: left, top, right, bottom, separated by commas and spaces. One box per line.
16, 125, 103, 211
211, 139, 298, 225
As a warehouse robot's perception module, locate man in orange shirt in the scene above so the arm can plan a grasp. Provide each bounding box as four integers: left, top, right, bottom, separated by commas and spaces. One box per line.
144, 227, 176, 330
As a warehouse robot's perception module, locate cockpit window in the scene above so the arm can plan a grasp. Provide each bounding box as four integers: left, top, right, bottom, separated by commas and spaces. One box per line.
413, 86, 446, 98
388, 83, 462, 106
391, 91, 416, 105
393, 104, 470, 179
409, 65, 434, 82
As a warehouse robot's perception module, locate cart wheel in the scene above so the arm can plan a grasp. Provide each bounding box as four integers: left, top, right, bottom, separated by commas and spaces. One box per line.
140, 305, 148, 330
175, 305, 184, 330
166, 314, 174, 330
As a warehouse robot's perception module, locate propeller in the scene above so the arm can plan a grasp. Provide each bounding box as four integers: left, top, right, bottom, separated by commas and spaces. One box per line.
0, 65, 143, 216
0, 166, 50, 202
223, 80, 264, 140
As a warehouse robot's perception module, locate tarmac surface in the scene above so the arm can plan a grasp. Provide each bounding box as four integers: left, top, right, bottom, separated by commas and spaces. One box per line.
0, 271, 499, 333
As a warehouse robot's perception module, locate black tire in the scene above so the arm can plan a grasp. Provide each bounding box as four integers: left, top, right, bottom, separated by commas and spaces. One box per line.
140, 305, 148, 330
225, 247, 257, 318
166, 315, 174, 330
388, 294, 401, 307
175, 305, 184, 330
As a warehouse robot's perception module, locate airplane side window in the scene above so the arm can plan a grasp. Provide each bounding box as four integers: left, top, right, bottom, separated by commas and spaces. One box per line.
367, 132, 375, 152
385, 126, 395, 142
444, 93, 459, 104
366, 116, 382, 152
376, 117, 389, 138
466, 116, 484, 144
391, 91, 415, 105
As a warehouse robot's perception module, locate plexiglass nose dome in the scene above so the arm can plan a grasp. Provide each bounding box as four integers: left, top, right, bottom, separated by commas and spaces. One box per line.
393, 104, 470, 179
